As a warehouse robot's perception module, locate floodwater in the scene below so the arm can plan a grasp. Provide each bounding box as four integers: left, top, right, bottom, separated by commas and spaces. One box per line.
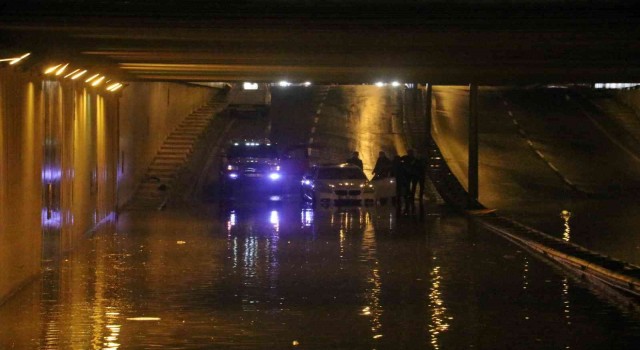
1, 199, 639, 349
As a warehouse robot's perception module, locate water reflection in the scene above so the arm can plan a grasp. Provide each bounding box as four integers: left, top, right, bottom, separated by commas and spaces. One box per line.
360, 214, 383, 339
224, 208, 283, 312
428, 263, 450, 350
522, 256, 531, 321
560, 210, 572, 242
300, 208, 314, 227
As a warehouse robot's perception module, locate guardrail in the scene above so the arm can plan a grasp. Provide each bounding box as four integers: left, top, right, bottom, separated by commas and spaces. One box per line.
424, 134, 640, 306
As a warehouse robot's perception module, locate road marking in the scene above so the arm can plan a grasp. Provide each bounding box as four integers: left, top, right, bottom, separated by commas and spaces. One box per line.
508, 111, 513, 117
513, 119, 519, 126
311, 126, 316, 134
548, 162, 559, 172
314, 116, 319, 123
503, 101, 509, 106
527, 140, 534, 147
308, 137, 314, 143
316, 108, 322, 115
535, 149, 545, 159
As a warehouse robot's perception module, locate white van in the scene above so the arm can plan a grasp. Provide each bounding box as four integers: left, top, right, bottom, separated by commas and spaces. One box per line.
226, 82, 271, 117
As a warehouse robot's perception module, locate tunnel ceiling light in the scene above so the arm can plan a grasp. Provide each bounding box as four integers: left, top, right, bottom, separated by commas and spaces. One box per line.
44, 64, 61, 74
9, 53, 30, 65
106, 83, 123, 92
64, 69, 80, 78
85, 73, 100, 83
91, 76, 105, 86
55, 63, 69, 76
71, 70, 87, 80
243, 82, 258, 90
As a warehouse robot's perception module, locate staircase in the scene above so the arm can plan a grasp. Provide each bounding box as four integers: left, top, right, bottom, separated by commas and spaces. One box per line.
125, 98, 226, 210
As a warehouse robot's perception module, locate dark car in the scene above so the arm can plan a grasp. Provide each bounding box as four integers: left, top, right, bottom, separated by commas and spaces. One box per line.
220, 139, 283, 198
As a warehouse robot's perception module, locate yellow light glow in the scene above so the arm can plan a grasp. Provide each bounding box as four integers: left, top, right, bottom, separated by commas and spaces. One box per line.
126, 317, 161, 321
106, 83, 123, 91
55, 63, 69, 76
71, 70, 87, 80
9, 53, 30, 65
85, 74, 100, 83
44, 64, 61, 74
64, 69, 80, 78
91, 76, 105, 86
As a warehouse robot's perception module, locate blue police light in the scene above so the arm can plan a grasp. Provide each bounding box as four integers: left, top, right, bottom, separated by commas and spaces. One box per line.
269, 172, 281, 181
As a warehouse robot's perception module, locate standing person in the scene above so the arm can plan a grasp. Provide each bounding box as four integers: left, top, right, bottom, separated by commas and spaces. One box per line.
391, 153, 409, 213
372, 151, 392, 180
346, 151, 364, 169
402, 149, 425, 214
407, 150, 426, 205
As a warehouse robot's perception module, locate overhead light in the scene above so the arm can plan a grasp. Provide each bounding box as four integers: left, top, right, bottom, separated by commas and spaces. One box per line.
64, 69, 80, 78
71, 70, 87, 80
279, 80, 291, 87
375, 82, 385, 87
55, 63, 69, 76
44, 64, 61, 74
106, 83, 123, 92
391, 81, 401, 87
91, 76, 105, 86
243, 82, 258, 90
85, 74, 100, 83
303, 81, 312, 87
9, 53, 30, 65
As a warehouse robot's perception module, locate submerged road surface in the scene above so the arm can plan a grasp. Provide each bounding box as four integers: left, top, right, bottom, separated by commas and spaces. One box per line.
1, 202, 639, 349
1, 86, 640, 349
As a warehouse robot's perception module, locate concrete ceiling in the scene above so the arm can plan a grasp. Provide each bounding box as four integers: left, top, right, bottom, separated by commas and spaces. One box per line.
1, 1, 639, 85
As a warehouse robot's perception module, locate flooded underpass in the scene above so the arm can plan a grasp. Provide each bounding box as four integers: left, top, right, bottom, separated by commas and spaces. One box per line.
3, 85, 640, 349
1, 199, 639, 349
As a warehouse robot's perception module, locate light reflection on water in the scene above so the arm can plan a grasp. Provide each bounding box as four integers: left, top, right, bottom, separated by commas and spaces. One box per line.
360, 214, 383, 339
2, 204, 640, 349
428, 264, 450, 350
561, 210, 572, 242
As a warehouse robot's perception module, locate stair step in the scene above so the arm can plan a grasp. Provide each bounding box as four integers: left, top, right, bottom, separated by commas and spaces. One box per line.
167, 134, 198, 140
153, 157, 185, 164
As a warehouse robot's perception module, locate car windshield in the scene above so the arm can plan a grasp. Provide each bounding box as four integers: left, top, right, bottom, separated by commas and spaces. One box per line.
227, 145, 278, 158
317, 167, 367, 180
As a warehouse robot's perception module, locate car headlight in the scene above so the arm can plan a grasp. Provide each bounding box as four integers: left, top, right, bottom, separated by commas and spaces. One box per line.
269, 172, 281, 181
361, 183, 375, 193
315, 182, 334, 193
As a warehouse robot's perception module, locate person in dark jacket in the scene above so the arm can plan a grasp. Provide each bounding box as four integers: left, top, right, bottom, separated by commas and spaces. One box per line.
391, 153, 409, 212
402, 149, 426, 214
372, 151, 392, 180
346, 151, 364, 169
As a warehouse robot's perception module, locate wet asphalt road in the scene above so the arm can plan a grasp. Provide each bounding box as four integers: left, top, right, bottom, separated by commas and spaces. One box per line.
1, 86, 640, 349
432, 86, 640, 265
2, 201, 640, 349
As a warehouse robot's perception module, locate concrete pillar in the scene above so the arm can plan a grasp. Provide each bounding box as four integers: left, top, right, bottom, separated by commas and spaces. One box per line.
424, 83, 432, 141
468, 83, 479, 207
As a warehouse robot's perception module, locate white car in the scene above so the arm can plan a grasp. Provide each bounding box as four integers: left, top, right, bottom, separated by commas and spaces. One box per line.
301, 164, 375, 207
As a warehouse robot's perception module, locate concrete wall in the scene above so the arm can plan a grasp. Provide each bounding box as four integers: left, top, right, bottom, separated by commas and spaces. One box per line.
1, 68, 46, 303
614, 89, 640, 117
117, 82, 215, 207
1, 67, 214, 304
